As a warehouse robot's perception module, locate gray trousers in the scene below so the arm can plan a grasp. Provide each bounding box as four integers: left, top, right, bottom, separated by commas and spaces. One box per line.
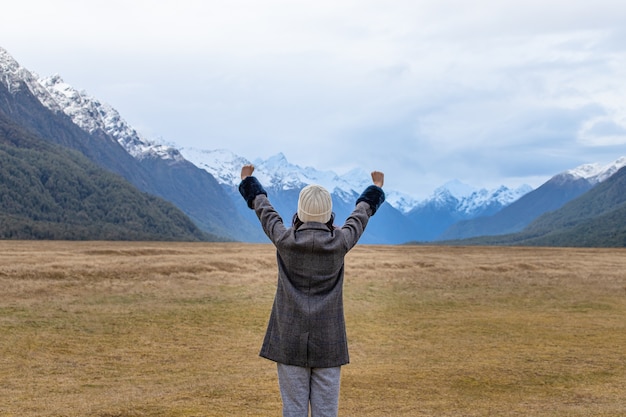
277, 363, 341, 417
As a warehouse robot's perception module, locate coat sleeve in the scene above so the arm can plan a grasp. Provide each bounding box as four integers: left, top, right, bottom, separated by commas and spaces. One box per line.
339, 202, 372, 250
253, 194, 289, 244
239, 176, 288, 243
339, 185, 386, 249
238, 176, 267, 208
356, 185, 385, 215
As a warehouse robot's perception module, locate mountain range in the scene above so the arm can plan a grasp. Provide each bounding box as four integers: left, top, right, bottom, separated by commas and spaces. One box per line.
438, 157, 626, 241
1, 47, 260, 242
439, 163, 626, 247
1, 46, 625, 246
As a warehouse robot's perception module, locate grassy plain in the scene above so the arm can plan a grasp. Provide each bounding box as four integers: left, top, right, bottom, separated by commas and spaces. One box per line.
0, 241, 625, 416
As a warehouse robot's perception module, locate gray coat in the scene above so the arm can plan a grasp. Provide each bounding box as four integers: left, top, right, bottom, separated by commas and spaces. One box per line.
240, 180, 384, 368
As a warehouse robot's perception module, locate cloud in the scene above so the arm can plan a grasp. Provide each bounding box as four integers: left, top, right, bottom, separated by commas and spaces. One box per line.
580, 117, 626, 146
2, 0, 626, 197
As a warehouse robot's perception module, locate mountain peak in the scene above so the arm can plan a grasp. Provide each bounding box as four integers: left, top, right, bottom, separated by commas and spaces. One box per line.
266, 152, 288, 164
435, 179, 475, 199
0, 48, 63, 112
181, 148, 249, 186
565, 156, 626, 184
0, 47, 22, 92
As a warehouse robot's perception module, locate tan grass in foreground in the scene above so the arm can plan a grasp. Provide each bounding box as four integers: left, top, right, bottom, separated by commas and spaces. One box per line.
0, 241, 625, 416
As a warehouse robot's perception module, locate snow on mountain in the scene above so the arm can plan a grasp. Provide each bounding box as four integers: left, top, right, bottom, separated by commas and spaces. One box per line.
384, 191, 420, 214
0, 47, 24, 92
413, 178, 532, 217
0, 47, 63, 113
565, 156, 626, 184
458, 184, 533, 216
180, 147, 250, 187
35, 74, 184, 162
182, 146, 536, 213
252, 153, 375, 196
440, 179, 476, 200
180, 147, 531, 214
415, 179, 477, 209
180, 147, 374, 198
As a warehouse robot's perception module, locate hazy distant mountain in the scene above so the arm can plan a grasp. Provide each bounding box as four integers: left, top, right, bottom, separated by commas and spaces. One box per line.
181, 148, 423, 243
438, 157, 626, 241
180, 148, 532, 243
444, 165, 626, 247
403, 180, 532, 241
182, 148, 372, 196
518, 164, 626, 246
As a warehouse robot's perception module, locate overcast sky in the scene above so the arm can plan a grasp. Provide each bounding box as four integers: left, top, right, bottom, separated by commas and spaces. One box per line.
3, 0, 626, 197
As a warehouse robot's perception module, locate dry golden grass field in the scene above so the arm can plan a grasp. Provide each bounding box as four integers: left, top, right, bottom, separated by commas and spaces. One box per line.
1, 241, 625, 417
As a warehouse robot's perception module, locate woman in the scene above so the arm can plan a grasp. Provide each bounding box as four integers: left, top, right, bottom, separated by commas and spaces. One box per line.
239, 164, 385, 417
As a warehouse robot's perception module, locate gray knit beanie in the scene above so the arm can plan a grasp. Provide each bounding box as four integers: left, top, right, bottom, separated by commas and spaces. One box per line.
297, 184, 332, 223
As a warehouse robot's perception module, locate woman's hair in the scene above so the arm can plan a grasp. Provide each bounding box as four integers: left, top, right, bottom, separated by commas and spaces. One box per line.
292, 213, 335, 232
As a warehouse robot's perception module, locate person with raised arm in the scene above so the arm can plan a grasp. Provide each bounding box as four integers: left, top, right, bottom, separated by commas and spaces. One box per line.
239, 164, 385, 417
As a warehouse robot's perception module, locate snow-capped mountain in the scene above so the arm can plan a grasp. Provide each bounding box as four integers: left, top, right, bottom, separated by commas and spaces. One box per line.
185, 142, 532, 217
437, 156, 626, 241
413, 180, 532, 216
182, 148, 424, 226
180, 148, 250, 187
180, 147, 530, 216
37, 74, 184, 162
565, 156, 626, 184
1, 47, 264, 241
1, 47, 63, 113
179, 146, 535, 242
2, 47, 163, 160
402, 180, 532, 241
383, 191, 421, 214
181, 147, 371, 195
459, 185, 534, 216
